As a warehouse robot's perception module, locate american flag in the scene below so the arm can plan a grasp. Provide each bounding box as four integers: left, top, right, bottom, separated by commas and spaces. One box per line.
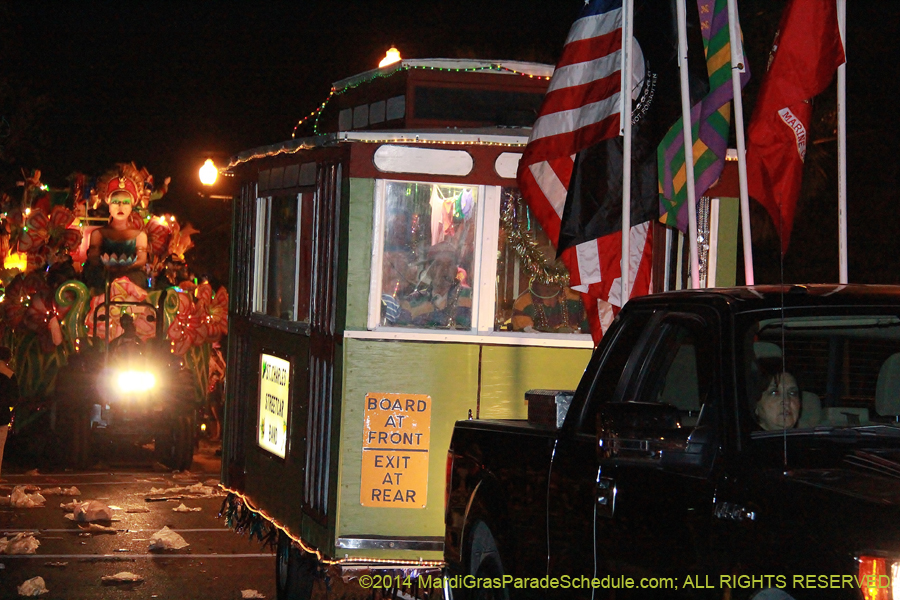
517, 0, 653, 343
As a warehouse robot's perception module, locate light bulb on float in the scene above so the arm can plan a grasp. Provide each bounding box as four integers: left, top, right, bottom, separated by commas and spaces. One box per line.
379, 47, 401, 68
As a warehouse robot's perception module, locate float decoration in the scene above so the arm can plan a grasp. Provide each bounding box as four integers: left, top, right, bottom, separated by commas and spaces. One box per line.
500, 190, 569, 287
0, 163, 228, 414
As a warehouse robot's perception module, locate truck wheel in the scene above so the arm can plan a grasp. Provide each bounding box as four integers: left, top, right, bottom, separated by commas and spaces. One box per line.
155, 416, 195, 471
276, 531, 315, 600
467, 522, 509, 600
69, 407, 93, 470
173, 415, 195, 471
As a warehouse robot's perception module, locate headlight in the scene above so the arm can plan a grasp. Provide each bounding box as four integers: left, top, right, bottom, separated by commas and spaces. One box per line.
858, 555, 900, 600
116, 370, 156, 393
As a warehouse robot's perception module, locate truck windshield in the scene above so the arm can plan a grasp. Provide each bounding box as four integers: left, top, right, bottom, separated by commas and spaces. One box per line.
742, 313, 900, 435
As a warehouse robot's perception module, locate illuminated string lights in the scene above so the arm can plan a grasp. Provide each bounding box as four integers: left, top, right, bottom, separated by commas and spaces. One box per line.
291, 62, 551, 138
225, 141, 319, 170
225, 134, 523, 170
220, 487, 445, 569
342, 135, 526, 147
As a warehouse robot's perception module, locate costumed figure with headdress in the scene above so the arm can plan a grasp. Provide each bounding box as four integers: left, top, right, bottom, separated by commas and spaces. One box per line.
83, 165, 149, 289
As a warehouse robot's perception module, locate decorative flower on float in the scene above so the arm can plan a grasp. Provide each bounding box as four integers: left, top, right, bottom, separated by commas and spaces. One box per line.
47, 206, 82, 254
168, 221, 198, 261
145, 215, 173, 258
166, 289, 202, 355
193, 283, 228, 343
0, 272, 63, 352
1, 273, 31, 329
84, 276, 157, 342
7, 208, 50, 255
5, 206, 82, 272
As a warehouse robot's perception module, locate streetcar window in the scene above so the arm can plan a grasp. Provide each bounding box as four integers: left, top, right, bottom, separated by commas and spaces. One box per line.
494, 189, 587, 335
377, 181, 477, 330
252, 193, 311, 321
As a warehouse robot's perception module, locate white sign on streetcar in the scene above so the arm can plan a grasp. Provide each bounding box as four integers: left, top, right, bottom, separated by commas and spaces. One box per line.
258, 353, 290, 458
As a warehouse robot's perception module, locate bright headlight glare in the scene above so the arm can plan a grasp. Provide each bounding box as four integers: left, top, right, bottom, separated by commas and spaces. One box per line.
116, 370, 156, 393
894, 563, 900, 600
858, 555, 899, 600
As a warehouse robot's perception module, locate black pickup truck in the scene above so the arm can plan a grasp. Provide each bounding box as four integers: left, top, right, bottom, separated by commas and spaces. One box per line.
444, 285, 900, 600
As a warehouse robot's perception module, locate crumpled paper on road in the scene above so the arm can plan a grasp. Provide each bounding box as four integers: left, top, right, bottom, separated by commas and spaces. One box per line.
10, 487, 46, 508
78, 523, 117, 534
101, 571, 144, 585
172, 503, 201, 513
241, 591, 265, 599
17, 575, 48, 596
0, 533, 41, 555
145, 482, 220, 500
148, 526, 189, 551
72, 500, 113, 523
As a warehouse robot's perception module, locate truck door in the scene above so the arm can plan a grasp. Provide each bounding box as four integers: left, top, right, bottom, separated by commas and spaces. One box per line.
548, 307, 722, 595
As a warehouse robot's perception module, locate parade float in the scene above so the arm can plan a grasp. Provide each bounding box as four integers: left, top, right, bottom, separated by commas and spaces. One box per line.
0, 163, 227, 469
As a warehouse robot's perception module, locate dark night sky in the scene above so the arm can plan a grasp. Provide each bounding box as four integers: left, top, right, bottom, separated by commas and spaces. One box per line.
1, 1, 898, 286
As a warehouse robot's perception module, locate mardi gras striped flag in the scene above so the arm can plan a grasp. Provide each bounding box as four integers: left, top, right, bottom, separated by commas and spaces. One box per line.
658, 0, 750, 232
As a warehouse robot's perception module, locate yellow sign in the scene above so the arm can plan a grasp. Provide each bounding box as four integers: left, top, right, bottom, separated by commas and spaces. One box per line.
258, 354, 290, 458
361, 392, 431, 508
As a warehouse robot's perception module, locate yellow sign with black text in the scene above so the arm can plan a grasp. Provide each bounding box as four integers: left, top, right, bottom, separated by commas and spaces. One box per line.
360, 392, 431, 508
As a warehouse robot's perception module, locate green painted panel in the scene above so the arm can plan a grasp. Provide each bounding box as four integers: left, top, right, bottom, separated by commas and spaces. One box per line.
336, 338, 592, 548
715, 197, 739, 288
345, 178, 375, 330
337, 338, 479, 542
479, 346, 592, 419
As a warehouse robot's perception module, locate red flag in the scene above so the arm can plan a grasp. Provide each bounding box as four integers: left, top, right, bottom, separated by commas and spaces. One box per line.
746, 0, 845, 253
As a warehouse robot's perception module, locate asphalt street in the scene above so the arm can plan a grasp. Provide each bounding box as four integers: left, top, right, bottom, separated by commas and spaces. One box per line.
0, 441, 277, 600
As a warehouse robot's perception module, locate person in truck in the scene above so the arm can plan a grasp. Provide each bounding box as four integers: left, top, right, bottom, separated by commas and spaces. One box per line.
754, 371, 801, 430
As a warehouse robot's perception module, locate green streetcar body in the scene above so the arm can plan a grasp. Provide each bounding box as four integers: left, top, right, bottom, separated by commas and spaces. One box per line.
221, 60, 596, 577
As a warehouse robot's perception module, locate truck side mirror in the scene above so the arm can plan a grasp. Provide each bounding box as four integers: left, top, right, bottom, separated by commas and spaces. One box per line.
596, 402, 687, 461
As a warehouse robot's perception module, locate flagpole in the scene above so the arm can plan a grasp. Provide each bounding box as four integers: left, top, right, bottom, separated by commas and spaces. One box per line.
620, 0, 634, 302
676, 0, 701, 289
836, 0, 848, 284
727, 0, 754, 285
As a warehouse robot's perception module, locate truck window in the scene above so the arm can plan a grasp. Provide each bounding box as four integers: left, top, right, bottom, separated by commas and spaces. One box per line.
591, 314, 718, 465
633, 319, 712, 427
494, 189, 588, 334
377, 181, 477, 330
743, 312, 900, 434
578, 310, 657, 434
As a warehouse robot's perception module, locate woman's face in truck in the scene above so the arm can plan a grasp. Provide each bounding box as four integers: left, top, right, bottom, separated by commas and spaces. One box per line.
756, 372, 800, 430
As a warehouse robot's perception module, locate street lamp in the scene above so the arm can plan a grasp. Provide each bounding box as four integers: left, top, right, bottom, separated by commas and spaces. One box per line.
199, 159, 218, 186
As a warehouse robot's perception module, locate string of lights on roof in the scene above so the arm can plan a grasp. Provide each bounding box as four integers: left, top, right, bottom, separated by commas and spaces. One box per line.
225, 130, 526, 170
290, 57, 551, 139
225, 141, 319, 170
